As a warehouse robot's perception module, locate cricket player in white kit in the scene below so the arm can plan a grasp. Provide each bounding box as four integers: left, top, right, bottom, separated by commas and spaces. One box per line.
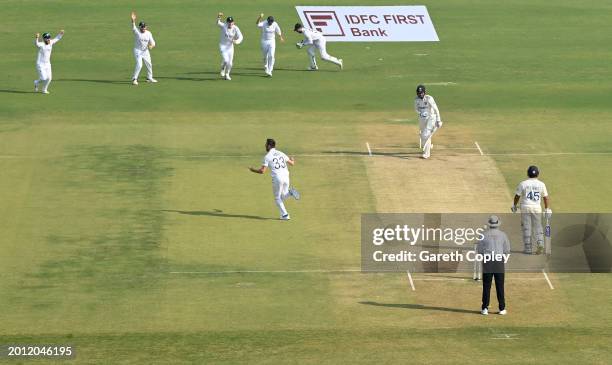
249, 139, 300, 220
34, 30, 64, 94
512, 165, 552, 254
130, 12, 157, 85
294, 23, 343, 70
217, 13, 243, 81
256, 13, 284, 77
414, 84, 442, 159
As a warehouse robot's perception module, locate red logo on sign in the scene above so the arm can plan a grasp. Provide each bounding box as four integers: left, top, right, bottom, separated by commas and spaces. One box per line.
303, 11, 345, 36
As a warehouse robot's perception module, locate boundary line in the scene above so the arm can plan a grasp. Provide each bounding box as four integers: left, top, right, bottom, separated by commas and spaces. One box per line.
542, 269, 554, 290
474, 141, 484, 156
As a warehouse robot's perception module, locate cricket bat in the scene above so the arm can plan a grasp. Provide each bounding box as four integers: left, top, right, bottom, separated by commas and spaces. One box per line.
544, 215, 552, 256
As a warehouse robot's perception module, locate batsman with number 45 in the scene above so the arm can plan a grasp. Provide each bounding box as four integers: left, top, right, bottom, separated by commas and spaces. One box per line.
511, 165, 552, 255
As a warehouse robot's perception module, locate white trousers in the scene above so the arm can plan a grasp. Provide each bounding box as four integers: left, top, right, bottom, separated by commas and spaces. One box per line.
36, 62, 52, 92
521, 207, 544, 252
261, 40, 276, 73
419, 117, 436, 158
272, 178, 291, 217
307, 38, 341, 68
220, 44, 235, 75
133, 49, 153, 80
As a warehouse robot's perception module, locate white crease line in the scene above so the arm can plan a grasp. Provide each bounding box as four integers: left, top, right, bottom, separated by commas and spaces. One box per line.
406, 270, 416, 291
542, 269, 554, 289
485, 152, 612, 156
474, 141, 484, 156
366, 142, 372, 157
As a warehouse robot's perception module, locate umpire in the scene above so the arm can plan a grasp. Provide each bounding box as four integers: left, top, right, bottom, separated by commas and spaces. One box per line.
478, 215, 511, 315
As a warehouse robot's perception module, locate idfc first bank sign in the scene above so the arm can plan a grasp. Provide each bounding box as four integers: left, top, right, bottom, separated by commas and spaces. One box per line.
295, 6, 439, 42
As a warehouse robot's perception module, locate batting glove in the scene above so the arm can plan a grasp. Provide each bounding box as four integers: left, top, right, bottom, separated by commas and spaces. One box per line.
296, 42, 304, 49
511, 205, 518, 213
545, 208, 552, 219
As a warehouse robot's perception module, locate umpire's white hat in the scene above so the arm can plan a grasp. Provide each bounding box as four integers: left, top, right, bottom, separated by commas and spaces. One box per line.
488, 215, 500, 228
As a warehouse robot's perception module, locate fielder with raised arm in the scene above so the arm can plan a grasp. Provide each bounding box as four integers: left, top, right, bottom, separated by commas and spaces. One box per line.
217, 13, 243, 81
256, 13, 284, 77
414, 84, 442, 159
34, 30, 64, 94
294, 23, 342, 71
512, 165, 552, 254
130, 12, 156, 85
249, 139, 300, 220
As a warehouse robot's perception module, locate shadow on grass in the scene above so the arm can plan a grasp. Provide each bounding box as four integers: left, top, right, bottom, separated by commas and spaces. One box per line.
162, 209, 274, 221
359, 301, 481, 314
56, 78, 131, 85
0, 89, 38, 94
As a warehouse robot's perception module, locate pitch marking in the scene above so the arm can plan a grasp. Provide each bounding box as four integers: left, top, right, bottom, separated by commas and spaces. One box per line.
366, 142, 372, 156
474, 141, 484, 156
406, 270, 416, 291
542, 269, 554, 290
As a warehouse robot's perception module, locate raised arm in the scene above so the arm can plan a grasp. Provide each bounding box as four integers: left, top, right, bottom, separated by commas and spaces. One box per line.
51, 30, 64, 44
217, 12, 224, 27
256, 13, 264, 25
34, 32, 42, 47
131, 12, 138, 33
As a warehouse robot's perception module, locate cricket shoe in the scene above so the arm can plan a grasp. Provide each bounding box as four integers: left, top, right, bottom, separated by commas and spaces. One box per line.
265, 71, 273, 77
499, 309, 507, 315
289, 187, 300, 200
34, 80, 39, 92
280, 214, 291, 220
338, 59, 343, 70
146, 78, 158, 83
481, 308, 488, 315
132, 79, 138, 85
220, 68, 226, 78
308, 66, 318, 71
42, 90, 50, 94
224, 74, 232, 81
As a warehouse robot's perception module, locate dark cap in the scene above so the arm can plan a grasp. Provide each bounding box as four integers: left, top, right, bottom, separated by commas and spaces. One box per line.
294, 23, 303, 31
226, 16, 234, 23
42, 32, 51, 39
138, 21, 147, 28
267, 16, 275, 25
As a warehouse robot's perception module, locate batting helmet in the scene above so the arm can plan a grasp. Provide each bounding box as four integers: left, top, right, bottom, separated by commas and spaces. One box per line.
416, 84, 426, 95
527, 165, 539, 178
294, 23, 303, 31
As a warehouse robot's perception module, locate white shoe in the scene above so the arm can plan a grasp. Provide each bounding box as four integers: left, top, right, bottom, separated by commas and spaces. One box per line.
338, 59, 343, 70
289, 187, 300, 200
265, 71, 272, 77
42, 90, 50, 94
481, 308, 488, 315
220, 68, 226, 77
308, 66, 318, 71
499, 309, 507, 315
280, 214, 291, 220
146, 78, 158, 83
224, 74, 231, 81
34, 80, 39, 92
132, 79, 138, 85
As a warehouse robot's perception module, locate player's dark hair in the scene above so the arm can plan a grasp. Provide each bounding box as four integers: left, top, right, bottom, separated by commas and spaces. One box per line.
138, 21, 147, 28
294, 23, 302, 31
266, 138, 276, 148
267, 16, 274, 25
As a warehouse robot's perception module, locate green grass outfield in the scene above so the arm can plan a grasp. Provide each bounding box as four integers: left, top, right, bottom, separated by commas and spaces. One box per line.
1, 0, 612, 363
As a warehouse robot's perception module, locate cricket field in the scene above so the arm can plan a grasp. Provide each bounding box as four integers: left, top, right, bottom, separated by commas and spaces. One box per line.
1, 0, 611, 363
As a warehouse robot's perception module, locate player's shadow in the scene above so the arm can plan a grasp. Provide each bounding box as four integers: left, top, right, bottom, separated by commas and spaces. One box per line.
56, 78, 131, 85
322, 150, 420, 159
182, 71, 268, 78
243, 67, 336, 73
359, 301, 481, 314
161, 209, 274, 221
0, 89, 38, 94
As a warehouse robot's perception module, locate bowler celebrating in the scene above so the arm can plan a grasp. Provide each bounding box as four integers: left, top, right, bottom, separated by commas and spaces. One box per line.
256, 13, 284, 77
34, 30, 64, 94
414, 84, 442, 159
294, 23, 342, 70
249, 139, 300, 220
512, 165, 551, 254
217, 13, 243, 81
131, 12, 156, 85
